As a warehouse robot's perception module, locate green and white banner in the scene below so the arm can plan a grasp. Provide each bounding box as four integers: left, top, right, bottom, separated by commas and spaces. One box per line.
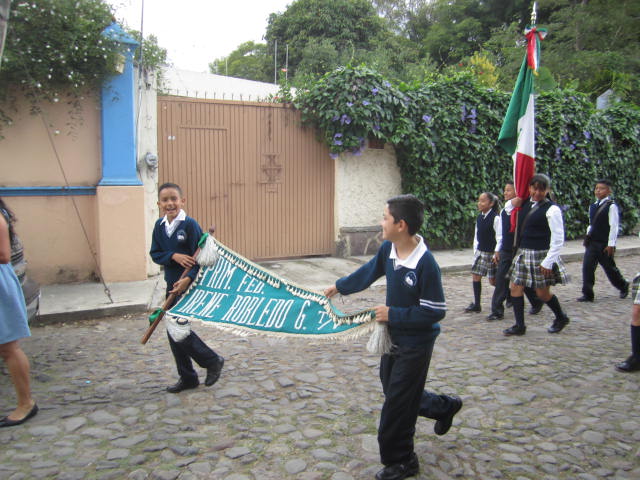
169, 238, 375, 340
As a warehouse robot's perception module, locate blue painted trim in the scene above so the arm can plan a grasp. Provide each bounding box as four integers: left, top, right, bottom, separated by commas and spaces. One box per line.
0, 186, 96, 197
99, 23, 142, 187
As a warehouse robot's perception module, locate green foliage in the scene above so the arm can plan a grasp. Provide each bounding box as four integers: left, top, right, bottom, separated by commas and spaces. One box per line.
0, 0, 167, 135
209, 41, 272, 83
265, 0, 387, 80
295, 65, 640, 248
294, 64, 412, 156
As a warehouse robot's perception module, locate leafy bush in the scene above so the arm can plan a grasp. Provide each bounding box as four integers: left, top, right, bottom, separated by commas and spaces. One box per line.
296, 65, 640, 248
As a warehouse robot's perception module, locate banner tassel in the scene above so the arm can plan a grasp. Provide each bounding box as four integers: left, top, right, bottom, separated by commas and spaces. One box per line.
366, 323, 392, 354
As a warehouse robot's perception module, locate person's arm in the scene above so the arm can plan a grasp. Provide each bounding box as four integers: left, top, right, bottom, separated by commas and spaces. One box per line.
0, 214, 11, 264
606, 203, 620, 253
540, 205, 564, 270
185, 218, 203, 281
332, 244, 388, 296
150, 223, 175, 266
385, 253, 447, 330
473, 221, 479, 253
493, 214, 502, 260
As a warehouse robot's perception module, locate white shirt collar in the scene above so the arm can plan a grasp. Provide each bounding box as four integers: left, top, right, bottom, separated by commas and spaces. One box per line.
389, 235, 427, 270
161, 209, 186, 237
598, 196, 610, 205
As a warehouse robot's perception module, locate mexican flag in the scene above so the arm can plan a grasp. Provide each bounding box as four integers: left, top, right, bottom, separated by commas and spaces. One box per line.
498, 26, 547, 230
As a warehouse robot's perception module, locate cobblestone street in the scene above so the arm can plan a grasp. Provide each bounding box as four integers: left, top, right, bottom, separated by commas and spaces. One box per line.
1, 255, 639, 480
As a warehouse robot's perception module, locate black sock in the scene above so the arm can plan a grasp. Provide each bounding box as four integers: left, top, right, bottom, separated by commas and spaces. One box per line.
512, 296, 525, 328
473, 281, 481, 306
545, 295, 565, 320
631, 325, 640, 359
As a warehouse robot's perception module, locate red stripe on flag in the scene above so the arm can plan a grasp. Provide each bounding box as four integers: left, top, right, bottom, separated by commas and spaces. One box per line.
511, 151, 536, 232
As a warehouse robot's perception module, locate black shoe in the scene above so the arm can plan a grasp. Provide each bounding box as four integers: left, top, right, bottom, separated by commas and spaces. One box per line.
547, 315, 569, 334
576, 296, 594, 303
528, 303, 544, 315
615, 355, 640, 372
505, 300, 513, 309
0, 403, 38, 428
375, 453, 419, 480
166, 379, 199, 393
464, 303, 481, 313
434, 396, 463, 436
205, 357, 225, 386
503, 325, 526, 336
486, 312, 504, 321
620, 283, 630, 299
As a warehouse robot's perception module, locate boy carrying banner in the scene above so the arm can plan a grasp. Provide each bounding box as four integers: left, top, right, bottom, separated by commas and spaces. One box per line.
150, 182, 224, 393
324, 194, 462, 480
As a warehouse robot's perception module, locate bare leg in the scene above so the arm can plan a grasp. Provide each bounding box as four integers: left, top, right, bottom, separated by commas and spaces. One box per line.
0, 340, 35, 420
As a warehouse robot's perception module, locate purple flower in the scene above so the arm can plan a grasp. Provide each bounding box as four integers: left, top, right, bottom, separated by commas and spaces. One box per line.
372, 88, 379, 95
373, 124, 381, 131
469, 108, 477, 119
555, 147, 562, 161
583, 130, 591, 140
560, 204, 570, 213
384, 81, 391, 87
340, 114, 351, 125
329, 152, 339, 159
332, 115, 340, 122
422, 114, 432, 123
460, 105, 467, 121
562, 134, 569, 143
346, 102, 353, 107
362, 100, 370, 106
569, 143, 576, 151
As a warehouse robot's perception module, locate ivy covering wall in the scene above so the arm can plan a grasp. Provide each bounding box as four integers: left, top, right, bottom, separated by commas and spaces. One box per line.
295, 65, 640, 248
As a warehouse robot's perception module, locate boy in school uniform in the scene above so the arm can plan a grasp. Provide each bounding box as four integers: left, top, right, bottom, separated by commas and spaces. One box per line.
150, 182, 224, 393
487, 181, 543, 321
577, 179, 629, 302
615, 272, 640, 372
324, 194, 462, 480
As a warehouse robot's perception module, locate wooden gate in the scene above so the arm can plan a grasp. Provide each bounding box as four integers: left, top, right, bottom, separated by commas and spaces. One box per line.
157, 96, 334, 260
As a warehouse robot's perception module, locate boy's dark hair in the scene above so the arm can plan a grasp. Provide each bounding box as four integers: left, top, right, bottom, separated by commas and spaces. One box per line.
482, 192, 501, 213
595, 178, 612, 187
529, 173, 551, 190
505, 180, 514, 186
387, 194, 425, 236
158, 182, 183, 197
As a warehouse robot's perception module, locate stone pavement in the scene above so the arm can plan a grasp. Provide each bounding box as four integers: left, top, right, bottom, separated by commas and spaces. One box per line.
1, 244, 639, 479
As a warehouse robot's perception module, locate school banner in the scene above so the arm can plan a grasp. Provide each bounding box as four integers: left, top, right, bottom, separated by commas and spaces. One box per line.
168, 237, 375, 340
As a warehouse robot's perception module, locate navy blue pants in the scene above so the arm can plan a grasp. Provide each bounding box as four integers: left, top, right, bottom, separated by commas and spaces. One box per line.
165, 290, 220, 384
582, 241, 628, 299
378, 343, 455, 466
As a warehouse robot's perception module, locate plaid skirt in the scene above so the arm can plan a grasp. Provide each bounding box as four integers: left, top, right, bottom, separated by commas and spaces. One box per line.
509, 248, 569, 288
632, 273, 640, 305
471, 250, 496, 279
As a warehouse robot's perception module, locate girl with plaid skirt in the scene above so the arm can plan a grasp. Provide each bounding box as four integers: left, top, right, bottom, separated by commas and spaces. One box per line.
503, 174, 570, 336
465, 192, 500, 313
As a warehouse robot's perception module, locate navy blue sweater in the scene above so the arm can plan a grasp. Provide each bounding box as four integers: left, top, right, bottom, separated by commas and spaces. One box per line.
336, 241, 446, 348
150, 216, 202, 289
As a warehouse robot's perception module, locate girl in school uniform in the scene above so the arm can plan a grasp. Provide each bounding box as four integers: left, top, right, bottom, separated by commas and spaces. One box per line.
465, 192, 500, 313
503, 174, 570, 336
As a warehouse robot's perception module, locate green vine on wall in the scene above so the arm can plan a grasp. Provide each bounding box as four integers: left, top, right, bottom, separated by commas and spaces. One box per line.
296, 65, 640, 248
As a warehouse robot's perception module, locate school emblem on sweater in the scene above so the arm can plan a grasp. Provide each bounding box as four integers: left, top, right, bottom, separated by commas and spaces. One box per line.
404, 271, 417, 287
169, 238, 375, 340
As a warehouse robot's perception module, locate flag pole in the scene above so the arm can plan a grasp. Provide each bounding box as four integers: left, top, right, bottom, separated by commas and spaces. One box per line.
531, 2, 537, 27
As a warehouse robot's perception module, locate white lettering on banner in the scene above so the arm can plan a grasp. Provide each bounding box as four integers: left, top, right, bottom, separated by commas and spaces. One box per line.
294, 300, 311, 330
236, 273, 265, 294
204, 260, 237, 290
199, 292, 230, 318
317, 311, 333, 330
257, 298, 294, 329
179, 290, 213, 314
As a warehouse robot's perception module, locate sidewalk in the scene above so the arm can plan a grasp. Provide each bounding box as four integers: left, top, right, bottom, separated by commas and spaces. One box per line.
36, 236, 640, 325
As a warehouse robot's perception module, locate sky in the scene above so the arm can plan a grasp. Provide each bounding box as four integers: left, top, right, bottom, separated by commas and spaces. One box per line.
108, 0, 293, 72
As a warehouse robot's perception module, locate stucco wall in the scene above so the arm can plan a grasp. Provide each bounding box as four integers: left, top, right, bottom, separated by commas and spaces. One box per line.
334, 141, 402, 256
0, 94, 102, 284
135, 70, 161, 276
